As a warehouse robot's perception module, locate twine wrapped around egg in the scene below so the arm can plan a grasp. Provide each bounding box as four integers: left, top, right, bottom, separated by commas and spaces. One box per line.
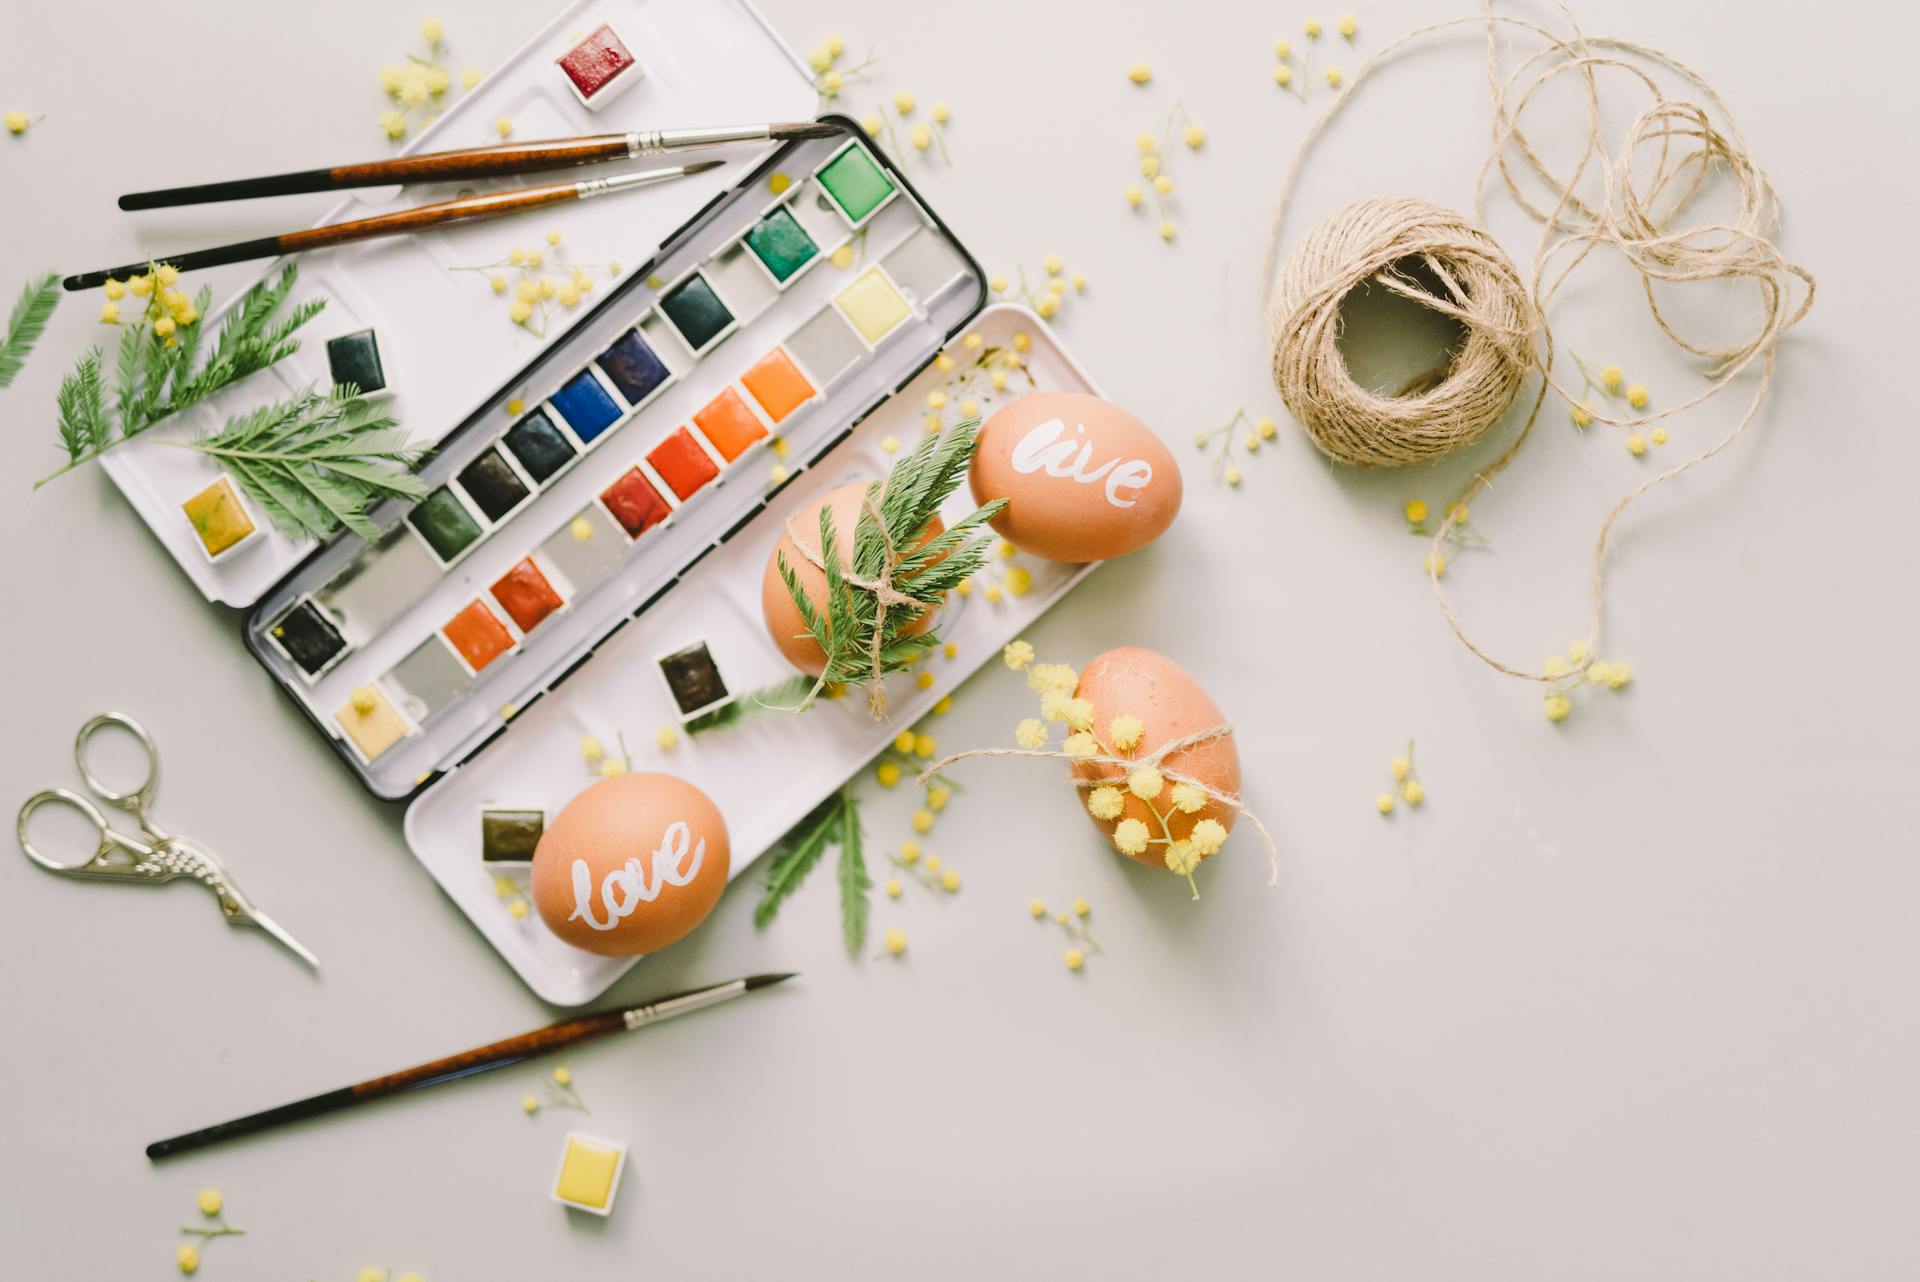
1266, 196, 1534, 467
1259, 1, 1813, 684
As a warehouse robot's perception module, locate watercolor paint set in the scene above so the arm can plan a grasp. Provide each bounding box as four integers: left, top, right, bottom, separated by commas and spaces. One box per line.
97, 0, 821, 606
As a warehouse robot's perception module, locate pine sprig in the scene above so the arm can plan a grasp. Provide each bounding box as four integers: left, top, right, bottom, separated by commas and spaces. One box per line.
836, 792, 870, 955
754, 790, 845, 929
0, 272, 59, 389
685, 674, 819, 736
55, 351, 108, 460
751, 785, 872, 951
777, 419, 1007, 712
38, 263, 324, 488
189, 388, 428, 541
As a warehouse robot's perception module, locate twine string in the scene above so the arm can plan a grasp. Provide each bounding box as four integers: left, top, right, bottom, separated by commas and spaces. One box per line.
918, 723, 1281, 887
1259, 1, 1813, 683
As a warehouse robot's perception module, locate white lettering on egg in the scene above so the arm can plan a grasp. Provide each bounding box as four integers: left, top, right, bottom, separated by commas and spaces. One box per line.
1007, 417, 1153, 509
567, 819, 706, 932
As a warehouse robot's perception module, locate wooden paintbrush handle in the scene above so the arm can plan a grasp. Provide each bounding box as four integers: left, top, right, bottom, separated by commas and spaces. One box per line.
330, 136, 635, 187
119, 136, 636, 210
350, 1010, 628, 1097
276, 181, 584, 252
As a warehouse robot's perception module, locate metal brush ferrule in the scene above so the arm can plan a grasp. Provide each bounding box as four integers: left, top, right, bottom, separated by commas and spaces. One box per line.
621, 978, 746, 1029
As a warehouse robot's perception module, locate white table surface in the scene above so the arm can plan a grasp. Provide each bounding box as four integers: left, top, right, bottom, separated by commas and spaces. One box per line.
3, 1, 1915, 1277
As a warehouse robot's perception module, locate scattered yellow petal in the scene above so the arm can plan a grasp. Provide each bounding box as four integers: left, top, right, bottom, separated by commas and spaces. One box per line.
1404, 499, 1428, 523
1274, 63, 1294, 86
1338, 14, 1357, 37
941, 869, 961, 892
1326, 66, 1343, 87
3, 111, 30, 136
1159, 220, 1176, 241
1375, 792, 1395, 815
1065, 949, 1085, 971
884, 928, 907, 956
196, 1188, 223, 1216
177, 1244, 200, 1275
1127, 62, 1152, 84
886, 878, 903, 898
1028, 898, 1046, 917
912, 809, 934, 833
495, 116, 513, 139
1184, 125, 1205, 148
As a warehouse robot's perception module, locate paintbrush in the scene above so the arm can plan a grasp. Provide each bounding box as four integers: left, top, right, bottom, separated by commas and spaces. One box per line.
144, 972, 796, 1160
64, 159, 725, 292
118, 121, 844, 210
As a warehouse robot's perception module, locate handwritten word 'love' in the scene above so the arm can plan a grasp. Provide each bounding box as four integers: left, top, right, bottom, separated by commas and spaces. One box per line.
567, 820, 705, 932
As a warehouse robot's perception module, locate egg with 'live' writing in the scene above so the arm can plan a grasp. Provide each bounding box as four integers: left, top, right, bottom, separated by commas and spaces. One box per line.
531, 773, 731, 956
1072, 647, 1240, 867
969, 391, 1181, 562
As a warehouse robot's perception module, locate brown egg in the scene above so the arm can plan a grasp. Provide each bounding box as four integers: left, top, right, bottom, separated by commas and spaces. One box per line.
1071, 647, 1240, 867
969, 391, 1181, 563
760, 479, 946, 676
531, 773, 731, 957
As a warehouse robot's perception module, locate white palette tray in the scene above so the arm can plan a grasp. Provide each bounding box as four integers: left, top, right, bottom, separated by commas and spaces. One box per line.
98, 0, 817, 606
403, 305, 1100, 1005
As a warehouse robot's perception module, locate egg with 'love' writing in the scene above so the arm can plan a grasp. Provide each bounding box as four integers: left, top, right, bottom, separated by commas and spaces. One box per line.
969, 391, 1181, 562
531, 773, 731, 956
1071, 646, 1240, 868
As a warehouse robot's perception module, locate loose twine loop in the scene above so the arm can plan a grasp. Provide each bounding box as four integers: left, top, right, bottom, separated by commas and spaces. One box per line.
1260, 1, 1814, 682
919, 724, 1282, 887
784, 482, 915, 719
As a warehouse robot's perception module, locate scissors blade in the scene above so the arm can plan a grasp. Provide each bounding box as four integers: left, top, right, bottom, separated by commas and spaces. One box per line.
246, 909, 321, 970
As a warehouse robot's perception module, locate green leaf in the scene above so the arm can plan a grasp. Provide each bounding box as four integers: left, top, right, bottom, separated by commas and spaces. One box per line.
685, 674, 818, 735
191, 389, 427, 541
54, 351, 106, 462
754, 790, 845, 929
0, 272, 59, 389
836, 791, 869, 954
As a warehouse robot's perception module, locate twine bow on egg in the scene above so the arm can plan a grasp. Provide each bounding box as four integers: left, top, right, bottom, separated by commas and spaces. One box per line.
918, 723, 1281, 890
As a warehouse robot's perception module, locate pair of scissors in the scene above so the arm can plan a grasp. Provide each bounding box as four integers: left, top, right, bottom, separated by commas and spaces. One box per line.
16, 712, 320, 970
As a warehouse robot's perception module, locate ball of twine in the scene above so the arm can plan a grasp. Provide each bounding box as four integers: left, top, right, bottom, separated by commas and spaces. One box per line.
1267, 195, 1535, 468
1258, 2, 1813, 684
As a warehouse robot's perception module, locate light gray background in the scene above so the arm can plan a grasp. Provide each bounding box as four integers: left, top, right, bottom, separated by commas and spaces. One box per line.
3, 1, 1915, 1277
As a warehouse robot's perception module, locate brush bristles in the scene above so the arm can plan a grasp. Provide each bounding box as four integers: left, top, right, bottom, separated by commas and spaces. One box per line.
769, 121, 844, 140
743, 972, 799, 990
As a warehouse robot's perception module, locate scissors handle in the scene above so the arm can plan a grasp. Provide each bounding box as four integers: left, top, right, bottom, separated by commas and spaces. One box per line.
17, 787, 162, 878
74, 711, 161, 826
